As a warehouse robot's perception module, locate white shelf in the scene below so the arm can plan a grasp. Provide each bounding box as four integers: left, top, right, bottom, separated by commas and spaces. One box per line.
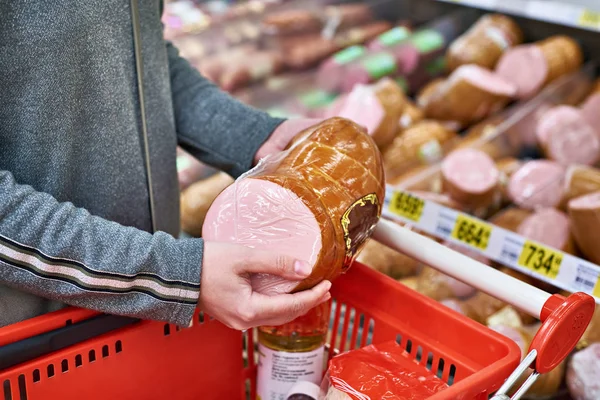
436, 0, 600, 32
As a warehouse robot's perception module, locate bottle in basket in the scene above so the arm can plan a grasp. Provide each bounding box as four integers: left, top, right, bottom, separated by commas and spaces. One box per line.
256, 301, 330, 400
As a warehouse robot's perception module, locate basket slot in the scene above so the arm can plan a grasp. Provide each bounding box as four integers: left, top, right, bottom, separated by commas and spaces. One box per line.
3, 380, 11, 400
88, 349, 96, 363
338, 304, 352, 352
328, 301, 343, 355
163, 324, 171, 336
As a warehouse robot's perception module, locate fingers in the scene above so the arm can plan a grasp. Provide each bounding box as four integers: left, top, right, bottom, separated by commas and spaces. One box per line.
237, 248, 313, 280
245, 280, 332, 327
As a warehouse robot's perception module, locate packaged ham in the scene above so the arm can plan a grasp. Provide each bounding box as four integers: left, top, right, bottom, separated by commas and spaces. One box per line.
568, 191, 600, 265
517, 207, 576, 255
422, 65, 517, 127
535, 105, 600, 166
507, 160, 566, 209
332, 78, 406, 149
441, 147, 500, 209
180, 172, 234, 237
567, 343, 600, 400
203, 118, 385, 295
446, 14, 523, 72
384, 121, 456, 179
320, 341, 448, 399
496, 35, 583, 99
356, 238, 420, 279
562, 165, 600, 207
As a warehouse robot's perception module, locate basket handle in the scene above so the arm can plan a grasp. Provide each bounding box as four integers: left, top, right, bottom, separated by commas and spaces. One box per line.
372, 219, 596, 373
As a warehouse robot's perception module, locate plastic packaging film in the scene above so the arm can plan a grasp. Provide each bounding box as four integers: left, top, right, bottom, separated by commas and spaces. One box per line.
318, 341, 448, 400
202, 117, 385, 295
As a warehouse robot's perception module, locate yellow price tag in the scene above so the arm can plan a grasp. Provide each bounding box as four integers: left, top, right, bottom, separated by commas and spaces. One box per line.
451, 214, 492, 251
578, 9, 600, 30
389, 191, 425, 222
593, 278, 600, 298
517, 241, 563, 279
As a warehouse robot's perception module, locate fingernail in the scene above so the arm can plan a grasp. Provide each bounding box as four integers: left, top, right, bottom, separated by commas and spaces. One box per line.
294, 260, 312, 276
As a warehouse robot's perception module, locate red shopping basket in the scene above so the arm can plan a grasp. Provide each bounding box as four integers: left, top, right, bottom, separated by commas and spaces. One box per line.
1, 262, 527, 400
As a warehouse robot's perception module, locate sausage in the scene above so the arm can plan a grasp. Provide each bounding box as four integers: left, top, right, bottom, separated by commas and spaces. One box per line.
261, 10, 323, 36
384, 121, 457, 179
563, 165, 600, 207
180, 172, 235, 237
415, 266, 476, 301
446, 14, 523, 72
495, 45, 548, 99
357, 238, 420, 279
387, 164, 442, 192
202, 118, 384, 295
507, 160, 566, 209
580, 93, 600, 131
567, 343, 600, 400
422, 64, 517, 127
517, 208, 575, 255
496, 36, 583, 100
535, 106, 600, 166
416, 77, 445, 107
578, 307, 600, 349
283, 21, 392, 70
568, 191, 600, 265
219, 51, 285, 92
397, 276, 419, 291
489, 207, 531, 232
367, 25, 412, 51
324, 3, 374, 31
317, 45, 368, 92
496, 157, 523, 203
334, 78, 407, 149
398, 99, 425, 130
441, 148, 500, 209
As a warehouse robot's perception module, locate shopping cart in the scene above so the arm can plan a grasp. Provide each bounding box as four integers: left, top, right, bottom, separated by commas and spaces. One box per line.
0, 220, 595, 400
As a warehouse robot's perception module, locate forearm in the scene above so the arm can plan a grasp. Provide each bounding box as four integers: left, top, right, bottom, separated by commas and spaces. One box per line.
166, 42, 285, 178
0, 170, 202, 326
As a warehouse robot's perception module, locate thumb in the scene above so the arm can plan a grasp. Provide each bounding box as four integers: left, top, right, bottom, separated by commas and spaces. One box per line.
237, 249, 313, 280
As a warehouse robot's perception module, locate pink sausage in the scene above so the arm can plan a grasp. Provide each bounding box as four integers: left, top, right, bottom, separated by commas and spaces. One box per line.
580, 93, 600, 135
536, 105, 600, 166
517, 208, 571, 250
507, 160, 566, 209
496, 44, 548, 99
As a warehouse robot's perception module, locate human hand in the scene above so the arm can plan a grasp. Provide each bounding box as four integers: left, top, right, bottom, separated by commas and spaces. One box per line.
198, 241, 331, 330
254, 118, 323, 163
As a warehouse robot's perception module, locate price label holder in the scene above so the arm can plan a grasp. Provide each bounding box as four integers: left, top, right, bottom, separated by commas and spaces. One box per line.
383, 189, 600, 302
578, 8, 600, 30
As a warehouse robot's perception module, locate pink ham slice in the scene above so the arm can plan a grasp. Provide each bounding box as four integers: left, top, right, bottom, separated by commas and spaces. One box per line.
567, 343, 600, 400
496, 44, 548, 99
202, 178, 322, 295
335, 85, 385, 135
536, 105, 600, 166
507, 160, 566, 209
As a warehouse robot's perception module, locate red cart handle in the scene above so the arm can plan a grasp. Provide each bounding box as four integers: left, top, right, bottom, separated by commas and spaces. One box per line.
372, 219, 596, 373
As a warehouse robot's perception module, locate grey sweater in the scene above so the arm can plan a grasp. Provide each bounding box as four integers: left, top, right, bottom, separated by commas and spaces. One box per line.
0, 0, 283, 327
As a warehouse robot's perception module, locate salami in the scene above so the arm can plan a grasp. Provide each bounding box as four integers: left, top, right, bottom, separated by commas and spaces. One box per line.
203, 118, 384, 295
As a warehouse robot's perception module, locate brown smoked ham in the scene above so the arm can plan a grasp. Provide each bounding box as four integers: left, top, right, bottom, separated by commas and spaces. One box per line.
203, 118, 385, 295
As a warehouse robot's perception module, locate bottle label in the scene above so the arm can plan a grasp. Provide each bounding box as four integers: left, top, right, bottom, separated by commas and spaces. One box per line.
332, 45, 366, 65
362, 53, 397, 80
376, 26, 411, 47
256, 344, 325, 400
409, 29, 445, 54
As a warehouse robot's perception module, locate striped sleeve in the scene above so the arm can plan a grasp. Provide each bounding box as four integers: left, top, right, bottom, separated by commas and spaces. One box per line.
0, 170, 202, 327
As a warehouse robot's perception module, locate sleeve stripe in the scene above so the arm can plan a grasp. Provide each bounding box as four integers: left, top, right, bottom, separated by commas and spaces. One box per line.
0, 243, 199, 304
0, 233, 200, 290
